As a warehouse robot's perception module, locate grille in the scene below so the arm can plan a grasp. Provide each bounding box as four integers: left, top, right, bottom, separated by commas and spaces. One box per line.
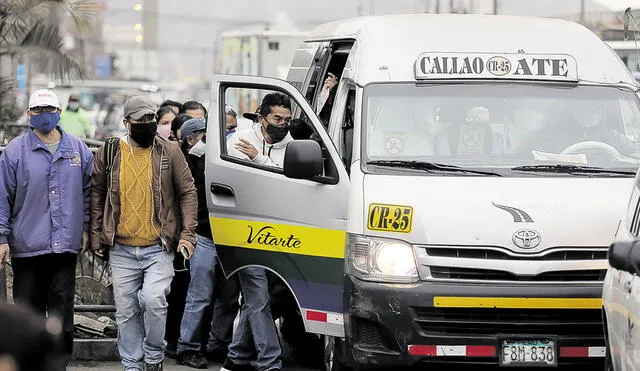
413, 307, 604, 337
425, 247, 607, 261
429, 267, 606, 282
355, 319, 389, 350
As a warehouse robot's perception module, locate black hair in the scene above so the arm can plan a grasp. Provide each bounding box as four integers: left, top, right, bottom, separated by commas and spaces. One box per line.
180, 101, 208, 117
259, 93, 291, 118
157, 106, 177, 120
160, 100, 182, 112
172, 113, 192, 134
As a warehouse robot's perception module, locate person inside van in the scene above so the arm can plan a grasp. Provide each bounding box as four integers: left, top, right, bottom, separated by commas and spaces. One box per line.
317, 72, 338, 129
524, 101, 640, 157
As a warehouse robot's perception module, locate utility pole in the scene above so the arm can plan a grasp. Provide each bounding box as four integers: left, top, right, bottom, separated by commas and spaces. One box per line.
436, 0, 440, 13
450, 0, 454, 13
580, 0, 585, 24
493, 0, 498, 15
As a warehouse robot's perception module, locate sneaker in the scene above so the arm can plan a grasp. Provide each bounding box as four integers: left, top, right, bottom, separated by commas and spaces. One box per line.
220, 358, 253, 371
144, 362, 163, 371
177, 352, 208, 369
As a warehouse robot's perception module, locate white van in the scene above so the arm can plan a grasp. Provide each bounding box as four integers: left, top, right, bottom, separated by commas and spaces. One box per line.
205, 14, 640, 369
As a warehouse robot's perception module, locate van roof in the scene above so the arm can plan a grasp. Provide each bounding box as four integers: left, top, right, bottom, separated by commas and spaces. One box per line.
308, 14, 637, 87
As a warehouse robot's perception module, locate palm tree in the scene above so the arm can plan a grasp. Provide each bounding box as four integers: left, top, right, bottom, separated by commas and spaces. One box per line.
0, 0, 100, 111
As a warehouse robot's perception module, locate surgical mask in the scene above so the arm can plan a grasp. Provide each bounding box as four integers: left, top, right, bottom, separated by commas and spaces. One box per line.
30, 112, 60, 134
265, 123, 289, 143
157, 124, 172, 139
129, 122, 157, 148
68, 101, 80, 111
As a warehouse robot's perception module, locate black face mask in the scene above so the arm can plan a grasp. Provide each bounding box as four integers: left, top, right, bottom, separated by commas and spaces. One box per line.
265, 123, 289, 143
129, 122, 157, 148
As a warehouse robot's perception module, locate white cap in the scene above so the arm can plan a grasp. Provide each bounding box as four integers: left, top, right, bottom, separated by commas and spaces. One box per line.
28, 89, 60, 109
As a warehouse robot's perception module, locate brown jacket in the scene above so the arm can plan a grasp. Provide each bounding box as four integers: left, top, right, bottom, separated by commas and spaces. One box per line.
90, 136, 198, 251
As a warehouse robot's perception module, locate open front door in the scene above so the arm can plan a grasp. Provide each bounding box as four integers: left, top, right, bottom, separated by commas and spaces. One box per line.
204, 74, 350, 336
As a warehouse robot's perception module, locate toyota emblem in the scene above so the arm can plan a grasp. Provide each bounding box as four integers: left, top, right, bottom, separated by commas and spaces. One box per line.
512, 229, 541, 249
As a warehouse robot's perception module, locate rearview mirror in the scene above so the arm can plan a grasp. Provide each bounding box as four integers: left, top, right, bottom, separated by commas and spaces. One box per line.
283, 140, 323, 179
608, 240, 636, 273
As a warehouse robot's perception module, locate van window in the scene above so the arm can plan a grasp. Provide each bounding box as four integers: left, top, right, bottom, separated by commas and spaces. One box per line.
363, 83, 640, 175
222, 87, 339, 180
309, 42, 353, 130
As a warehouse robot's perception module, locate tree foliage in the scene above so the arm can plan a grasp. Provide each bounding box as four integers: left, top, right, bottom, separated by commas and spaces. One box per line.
0, 0, 99, 109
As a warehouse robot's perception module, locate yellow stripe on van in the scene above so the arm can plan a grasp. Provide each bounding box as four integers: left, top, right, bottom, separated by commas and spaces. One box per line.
210, 217, 346, 259
433, 296, 602, 309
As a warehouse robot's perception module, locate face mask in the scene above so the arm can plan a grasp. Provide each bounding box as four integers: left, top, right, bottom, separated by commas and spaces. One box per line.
129, 121, 157, 148
265, 123, 289, 143
157, 124, 172, 139
30, 112, 60, 134
68, 101, 80, 111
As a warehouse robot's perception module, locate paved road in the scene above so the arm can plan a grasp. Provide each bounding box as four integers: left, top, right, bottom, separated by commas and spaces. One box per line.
69, 360, 317, 370
69, 361, 603, 371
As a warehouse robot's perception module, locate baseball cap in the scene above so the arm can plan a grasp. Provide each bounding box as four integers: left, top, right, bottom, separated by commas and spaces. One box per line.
242, 108, 260, 122
123, 96, 158, 120
180, 118, 206, 140
28, 89, 60, 109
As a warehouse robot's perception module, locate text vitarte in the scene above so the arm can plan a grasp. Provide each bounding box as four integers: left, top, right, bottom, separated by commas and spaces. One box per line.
247, 226, 301, 249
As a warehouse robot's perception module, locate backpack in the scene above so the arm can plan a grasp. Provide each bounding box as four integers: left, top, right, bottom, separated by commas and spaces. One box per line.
104, 137, 120, 182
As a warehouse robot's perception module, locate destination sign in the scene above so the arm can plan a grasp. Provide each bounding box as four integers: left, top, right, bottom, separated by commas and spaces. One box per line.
414, 52, 578, 81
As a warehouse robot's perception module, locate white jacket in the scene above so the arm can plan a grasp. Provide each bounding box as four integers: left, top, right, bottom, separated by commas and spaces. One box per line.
227, 124, 293, 168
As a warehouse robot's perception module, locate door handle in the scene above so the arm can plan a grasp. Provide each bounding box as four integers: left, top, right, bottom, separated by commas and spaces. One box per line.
211, 183, 235, 197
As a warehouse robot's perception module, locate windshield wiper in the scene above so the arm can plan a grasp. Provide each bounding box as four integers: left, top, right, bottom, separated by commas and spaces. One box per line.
511, 164, 636, 176
367, 160, 502, 176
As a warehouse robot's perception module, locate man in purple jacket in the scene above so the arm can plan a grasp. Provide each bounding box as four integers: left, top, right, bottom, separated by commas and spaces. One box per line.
0, 89, 93, 371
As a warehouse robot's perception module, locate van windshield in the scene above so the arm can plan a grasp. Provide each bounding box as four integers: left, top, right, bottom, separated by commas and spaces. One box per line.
363, 83, 640, 175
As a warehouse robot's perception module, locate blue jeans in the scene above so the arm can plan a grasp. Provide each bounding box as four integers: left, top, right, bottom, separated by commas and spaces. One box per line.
177, 235, 217, 353
228, 267, 282, 371
110, 243, 175, 370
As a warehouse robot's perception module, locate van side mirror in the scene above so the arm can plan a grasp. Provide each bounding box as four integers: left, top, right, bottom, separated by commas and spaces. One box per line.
631, 241, 640, 275
283, 140, 323, 179
608, 240, 635, 273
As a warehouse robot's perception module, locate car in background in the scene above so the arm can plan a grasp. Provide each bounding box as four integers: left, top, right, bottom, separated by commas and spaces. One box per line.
603, 178, 640, 370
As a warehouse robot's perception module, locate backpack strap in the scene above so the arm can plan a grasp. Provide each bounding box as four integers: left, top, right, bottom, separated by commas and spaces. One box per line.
104, 137, 120, 182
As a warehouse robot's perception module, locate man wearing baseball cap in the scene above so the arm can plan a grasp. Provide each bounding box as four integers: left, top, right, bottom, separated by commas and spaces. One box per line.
90, 95, 198, 371
0, 89, 94, 370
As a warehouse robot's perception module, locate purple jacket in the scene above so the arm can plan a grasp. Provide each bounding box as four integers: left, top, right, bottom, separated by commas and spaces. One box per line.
0, 128, 93, 258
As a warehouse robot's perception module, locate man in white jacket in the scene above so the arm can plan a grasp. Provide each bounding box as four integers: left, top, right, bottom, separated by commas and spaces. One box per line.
221, 92, 293, 371
227, 93, 293, 168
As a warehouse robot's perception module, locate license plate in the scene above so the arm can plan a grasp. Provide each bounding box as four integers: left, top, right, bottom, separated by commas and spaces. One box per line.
500, 339, 557, 367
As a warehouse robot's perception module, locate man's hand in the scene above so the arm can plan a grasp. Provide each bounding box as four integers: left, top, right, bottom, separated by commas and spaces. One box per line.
235, 139, 259, 160
178, 240, 195, 260
324, 73, 338, 90
0, 244, 8, 270
81, 232, 89, 253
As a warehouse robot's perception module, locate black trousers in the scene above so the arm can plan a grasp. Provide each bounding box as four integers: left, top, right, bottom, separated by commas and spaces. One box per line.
12, 252, 77, 370
165, 258, 190, 348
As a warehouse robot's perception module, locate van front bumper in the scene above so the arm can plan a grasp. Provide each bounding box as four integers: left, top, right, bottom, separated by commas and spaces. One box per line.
342, 274, 605, 368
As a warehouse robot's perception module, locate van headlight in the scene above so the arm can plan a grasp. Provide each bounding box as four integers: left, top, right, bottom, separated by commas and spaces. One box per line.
346, 234, 419, 283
